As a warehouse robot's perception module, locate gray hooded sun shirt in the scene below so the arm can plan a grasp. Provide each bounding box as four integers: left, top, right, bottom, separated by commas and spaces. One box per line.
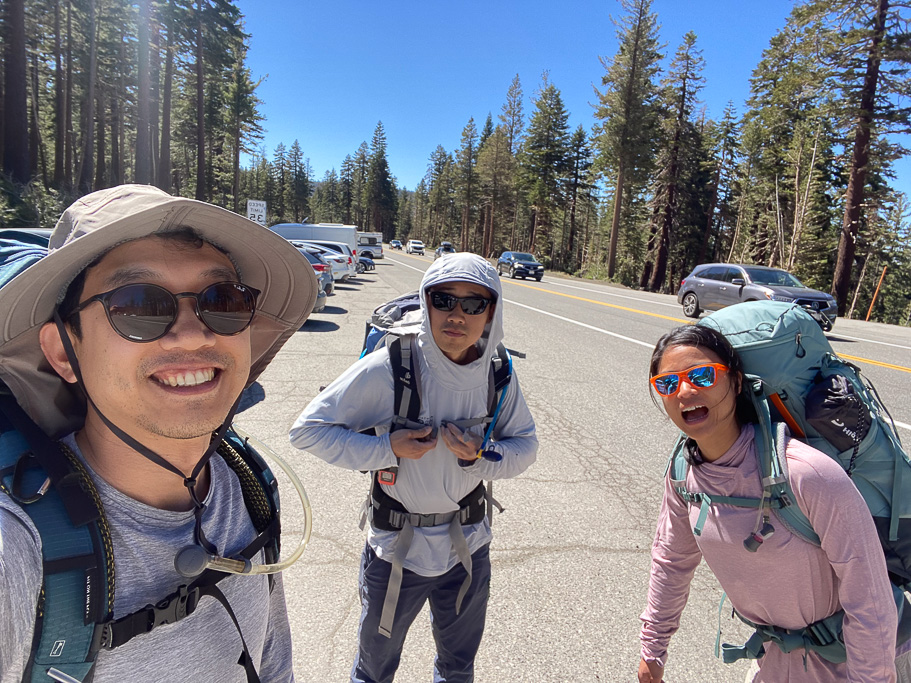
290, 253, 538, 576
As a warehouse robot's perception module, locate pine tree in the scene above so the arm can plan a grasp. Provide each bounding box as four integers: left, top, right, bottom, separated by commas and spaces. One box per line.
456, 117, 478, 251
593, 0, 663, 278
520, 74, 570, 258
644, 32, 706, 293
796, 0, 911, 314
367, 121, 397, 237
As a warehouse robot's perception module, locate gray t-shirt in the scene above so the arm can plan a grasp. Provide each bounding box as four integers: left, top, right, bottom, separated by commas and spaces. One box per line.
0, 435, 294, 682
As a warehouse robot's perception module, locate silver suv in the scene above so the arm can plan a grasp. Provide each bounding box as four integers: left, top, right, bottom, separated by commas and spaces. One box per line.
677, 263, 837, 330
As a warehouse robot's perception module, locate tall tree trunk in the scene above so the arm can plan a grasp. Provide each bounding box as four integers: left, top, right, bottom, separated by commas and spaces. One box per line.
135, 0, 152, 184
76, 0, 97, 194
649, 147, 680, 292
94, 87, 106, 188
30, 51, 48, 186
53, 0, 65, 186
831, 0, 888, 315
150, 14, 161, 186
697, 148, 726, 264
607, 162, 625, 278
158, 5, 174, 191
194, 1, 206, 200
3, 0, 31, 184
64, 0, 73, 188
110, 27, 124, 185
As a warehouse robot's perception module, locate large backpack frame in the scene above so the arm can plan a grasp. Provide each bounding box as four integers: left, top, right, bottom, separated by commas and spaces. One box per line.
668, 301, 911, 663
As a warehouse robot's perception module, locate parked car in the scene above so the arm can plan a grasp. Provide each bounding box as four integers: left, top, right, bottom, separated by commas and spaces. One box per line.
356, 256, 375, 274
301, 239, 357, 279
405, 239, 425, 255
497, 251, 544, 281
434, 242, 456, 259
311, 284, 328, 313
297, 247, 334, 296
390, 239, 403, 250
677, 263, 838, 329
291, 241, 349, 282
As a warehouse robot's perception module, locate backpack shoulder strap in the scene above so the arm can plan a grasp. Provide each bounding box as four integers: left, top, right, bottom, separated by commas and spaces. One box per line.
0, 394, 112, 683
218, 429, 281, 564
746, 378, 820, 547
387, 335, 421, 430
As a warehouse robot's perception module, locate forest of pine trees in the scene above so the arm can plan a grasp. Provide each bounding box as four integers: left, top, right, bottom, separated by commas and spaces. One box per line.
2, 0, 910, 325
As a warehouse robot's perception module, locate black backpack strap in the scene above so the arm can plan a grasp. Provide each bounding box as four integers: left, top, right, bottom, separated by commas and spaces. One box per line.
488, 343, 512, 414
388, 335, 421, 430
375, 336, 421, 487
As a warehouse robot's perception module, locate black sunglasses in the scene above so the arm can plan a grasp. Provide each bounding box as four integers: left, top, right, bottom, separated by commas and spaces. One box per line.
69, 281, 260, 342
429, 291, 493, 316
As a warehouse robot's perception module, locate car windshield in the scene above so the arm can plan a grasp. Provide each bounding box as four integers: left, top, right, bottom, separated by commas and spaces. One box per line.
744, 267, 805, 288
512, 252, 535, 261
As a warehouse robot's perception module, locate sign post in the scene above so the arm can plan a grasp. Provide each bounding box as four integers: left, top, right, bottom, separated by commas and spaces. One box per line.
246, 200, 267, 226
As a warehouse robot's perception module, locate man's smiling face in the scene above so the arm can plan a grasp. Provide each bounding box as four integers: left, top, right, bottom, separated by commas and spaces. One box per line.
63, 236, 252, 442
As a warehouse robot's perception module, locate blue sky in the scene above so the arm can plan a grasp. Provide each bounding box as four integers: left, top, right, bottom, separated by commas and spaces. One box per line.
242, 0, 909, 198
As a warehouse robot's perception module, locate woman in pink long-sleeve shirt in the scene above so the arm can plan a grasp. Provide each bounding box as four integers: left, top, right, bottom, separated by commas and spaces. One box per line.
638, 324, 907, 682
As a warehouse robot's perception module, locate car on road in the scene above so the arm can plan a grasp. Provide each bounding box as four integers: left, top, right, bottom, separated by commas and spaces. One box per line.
677, 263, 838, 329
405, 239, 425, 255
434, 242, 456, 259
497, 251, 544, 281
390, 239, 402, 250
310, 284, 327, 313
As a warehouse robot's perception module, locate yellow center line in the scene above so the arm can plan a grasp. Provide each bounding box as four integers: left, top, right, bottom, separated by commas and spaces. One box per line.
501, 280, 911, 374
503, 279, 691, 324
838, 354, 911, 374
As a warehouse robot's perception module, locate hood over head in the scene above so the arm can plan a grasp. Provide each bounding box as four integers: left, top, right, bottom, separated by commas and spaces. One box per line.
0, 184, 317, 437
418, 252, 504, 367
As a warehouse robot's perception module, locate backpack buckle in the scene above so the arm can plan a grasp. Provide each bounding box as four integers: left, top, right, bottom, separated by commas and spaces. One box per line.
150, 585, 200, 628
10, 452, 51, 504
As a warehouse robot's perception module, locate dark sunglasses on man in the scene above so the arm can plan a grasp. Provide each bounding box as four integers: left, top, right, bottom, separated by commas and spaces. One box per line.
429, 290, 494, 316
67, 281, 260, 342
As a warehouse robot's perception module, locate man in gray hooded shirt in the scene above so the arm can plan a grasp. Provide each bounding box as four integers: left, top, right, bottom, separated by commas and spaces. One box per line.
290, 253, 537, 683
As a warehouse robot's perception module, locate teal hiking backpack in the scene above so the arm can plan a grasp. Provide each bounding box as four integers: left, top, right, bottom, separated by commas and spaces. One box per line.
0, 234, 281, 683
667, 300, 911, 664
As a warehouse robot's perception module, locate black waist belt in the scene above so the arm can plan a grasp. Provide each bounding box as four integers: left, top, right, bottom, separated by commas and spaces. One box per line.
369, 478, 486, 532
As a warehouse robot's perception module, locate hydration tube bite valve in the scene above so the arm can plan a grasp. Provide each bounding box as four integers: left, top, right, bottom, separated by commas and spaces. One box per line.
743, 521, 775, 552
173, 425, 313, 578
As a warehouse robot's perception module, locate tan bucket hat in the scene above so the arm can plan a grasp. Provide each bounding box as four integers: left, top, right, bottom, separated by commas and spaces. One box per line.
0, 184, 317, 438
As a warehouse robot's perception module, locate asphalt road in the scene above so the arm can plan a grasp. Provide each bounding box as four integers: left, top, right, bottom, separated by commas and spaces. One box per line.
235, 251, 911, 682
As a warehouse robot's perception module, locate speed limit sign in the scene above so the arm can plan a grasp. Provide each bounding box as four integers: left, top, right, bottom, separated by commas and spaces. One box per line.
246, 200, 267, 226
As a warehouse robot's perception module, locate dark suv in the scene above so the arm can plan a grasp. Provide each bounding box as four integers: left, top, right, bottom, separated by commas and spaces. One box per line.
677, 263, 838, 329
497, 251, 544, 281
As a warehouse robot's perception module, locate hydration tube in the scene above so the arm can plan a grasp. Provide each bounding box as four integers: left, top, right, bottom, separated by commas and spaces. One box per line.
474, 351, 512, 462
174, 425, 312, 577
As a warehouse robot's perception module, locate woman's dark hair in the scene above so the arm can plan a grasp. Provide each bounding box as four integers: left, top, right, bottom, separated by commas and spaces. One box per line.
649, 324, 756, 425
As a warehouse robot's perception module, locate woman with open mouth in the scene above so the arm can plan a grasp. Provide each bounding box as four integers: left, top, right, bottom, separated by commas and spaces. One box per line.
636, 324, 910, 683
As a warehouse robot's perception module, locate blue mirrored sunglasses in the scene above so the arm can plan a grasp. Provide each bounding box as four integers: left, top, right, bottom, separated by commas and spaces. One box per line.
649, 363, 728, 397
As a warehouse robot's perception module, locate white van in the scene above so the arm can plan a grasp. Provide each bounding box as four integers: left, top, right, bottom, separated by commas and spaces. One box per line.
269, 223, 358, 259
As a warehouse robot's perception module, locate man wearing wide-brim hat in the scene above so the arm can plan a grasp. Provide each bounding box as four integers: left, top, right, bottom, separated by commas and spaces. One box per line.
0, 184, 316, 682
